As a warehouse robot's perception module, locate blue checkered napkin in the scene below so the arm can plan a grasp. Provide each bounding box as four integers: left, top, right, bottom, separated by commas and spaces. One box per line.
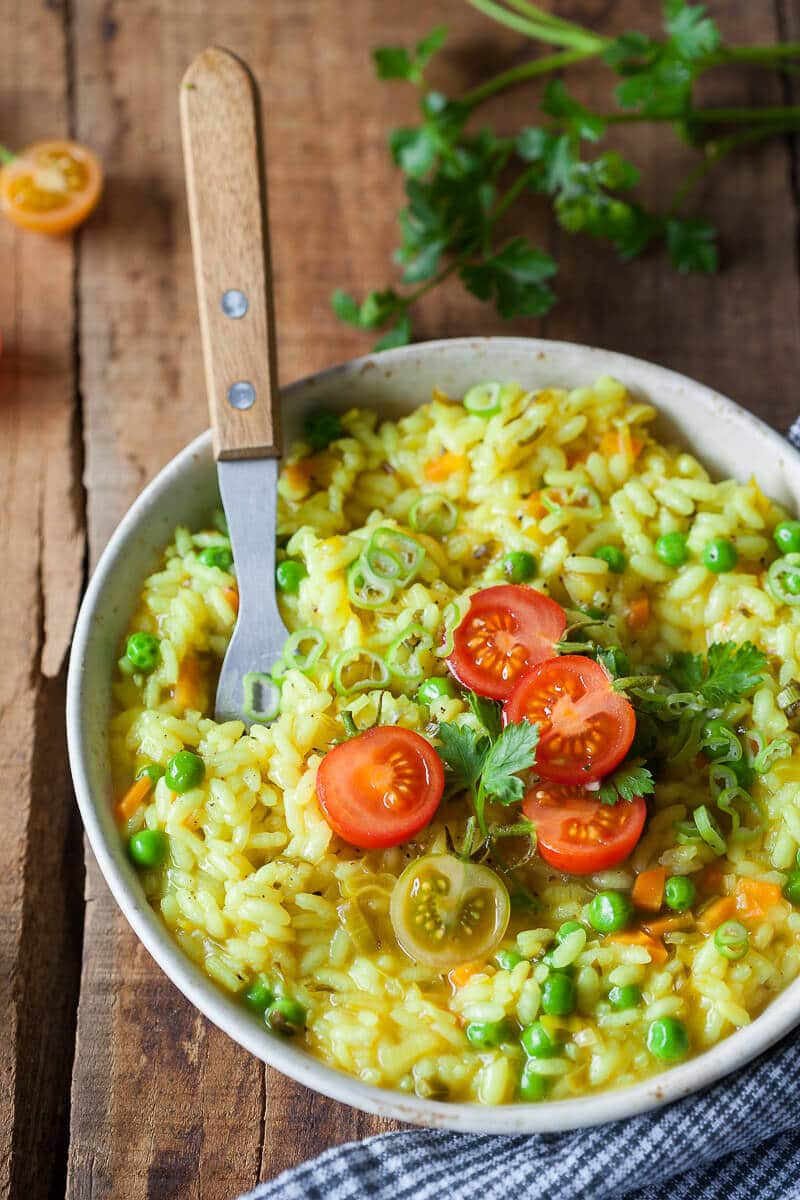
242, 1031, 800, 1200
241, 425, 800, 1200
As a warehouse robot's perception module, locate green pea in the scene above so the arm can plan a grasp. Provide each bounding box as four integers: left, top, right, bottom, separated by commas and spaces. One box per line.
654, 531, 689, 567
555, 920, 585, 943
784, 869, 800, 906
518, 1061, 548, 1102
700, 718, 740, 762
165, 749, 205, 794
714, 920, 749, 961
520, 1021, 559, 1058
595, 545, 626, 574
502, 550, 537, 584
276, 560, 308, 593
243, 979, 274, 1014
588, 890, 633, 934
416, 676, 457, 706
126, 631, 161, 672
266, 997, 307, 1036
703, 538, 738, 573
198, 545, 233, 571
304, 409, 343, 451
541, 972, 576, 1016
664, 875, 697, 912
494, 948, 524, 971
136, 763, 165, 787
647, 1017, 689, 1061
608, 984, 641, 1011
465, 1019, 512, 1049
127, 829, 169, 868
774, 520, 800, 555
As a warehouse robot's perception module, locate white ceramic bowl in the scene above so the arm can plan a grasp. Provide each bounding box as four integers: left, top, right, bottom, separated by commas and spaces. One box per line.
68, 337, 800, 1133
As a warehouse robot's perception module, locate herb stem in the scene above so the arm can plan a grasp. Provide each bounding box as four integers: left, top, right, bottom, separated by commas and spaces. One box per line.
466, 0, 607, 52
602, 106, 800, 127
462, 48, 598, 108
670, 122, 796, 214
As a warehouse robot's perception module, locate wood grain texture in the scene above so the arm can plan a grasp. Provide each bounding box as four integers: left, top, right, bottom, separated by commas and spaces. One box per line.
0, 1, 86, 1197
181, 48, 281, 461
0, 1, 794, 1198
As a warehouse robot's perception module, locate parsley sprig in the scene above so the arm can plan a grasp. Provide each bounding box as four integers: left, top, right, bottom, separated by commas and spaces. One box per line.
437, 717, 540, 837
334, 2, 800, 346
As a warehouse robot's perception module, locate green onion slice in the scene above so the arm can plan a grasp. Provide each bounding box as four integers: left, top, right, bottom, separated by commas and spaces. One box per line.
463, 381, 503, 417
435, 598, 468, 659
409, 493, 459, 538
743, 730, 765, 765
709, 763, 738, 798
767, 552, 800, 606
273, 627, 327, 680
386, 623, 434, 683
753, 737, 793, 774
700, 724, 742, 763
367, 528, 424, 584
364, 543, 404, 582
347, 560, 396, 610
693, 804, 727, 856
716, 786, 763, 842
541, 484, 602, 518
333, 648, 391, 696
674, 819, 702, 845
714, 920, 749, 961
243, 672, 281, 722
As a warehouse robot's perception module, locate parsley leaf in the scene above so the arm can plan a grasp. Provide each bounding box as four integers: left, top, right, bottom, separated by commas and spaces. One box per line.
467, 691, 503, 741
541, 80, 606, 143
372, 314, 412, 351
373, 25, 447, 85
667, 640, 767, 705
665, 216, 719, 273
664, 1, 721, 61
597, 761, 656, 805
436, 723, 489, 793
481, 721, 540, 806
460, 237, 557, 319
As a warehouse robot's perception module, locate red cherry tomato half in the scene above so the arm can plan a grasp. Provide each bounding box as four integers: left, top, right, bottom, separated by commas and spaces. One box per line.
447, 585, 567, 701
523, 783, 647, 875
316, 725, 444, 849
504, 654, 635, 784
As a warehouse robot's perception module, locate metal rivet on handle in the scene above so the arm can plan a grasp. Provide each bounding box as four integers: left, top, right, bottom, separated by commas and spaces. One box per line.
228, 381, 256, 410
221, 288, 248, 318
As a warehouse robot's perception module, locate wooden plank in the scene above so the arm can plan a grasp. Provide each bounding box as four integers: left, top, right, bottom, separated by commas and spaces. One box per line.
66, 2, 800, 1198
0, 1, 86, 1197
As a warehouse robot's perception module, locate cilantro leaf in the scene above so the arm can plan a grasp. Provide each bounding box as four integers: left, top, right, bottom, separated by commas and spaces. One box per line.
480, 720, 540, 806
665, 217, 718, 273
667, 641, 767, 705
373, 25, 447, 84
664, 1, 720, 61
467, 692, 503, 741
436, 723, 489, 792
597, 761, 656, 805
541, 80, 606, 142
461, 238, 557, 319
372, 314, 412, 351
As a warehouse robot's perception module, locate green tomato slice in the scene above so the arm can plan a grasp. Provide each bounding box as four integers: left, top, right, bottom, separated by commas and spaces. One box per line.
390, 853, 510, 969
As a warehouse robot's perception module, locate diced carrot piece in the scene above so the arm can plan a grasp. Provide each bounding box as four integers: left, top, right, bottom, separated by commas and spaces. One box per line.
599, 430, 643, 460
425, 451, 467, 482
632, 866, 666, 912
607, 930, 668, 965
222, 585, 239, 615
699, 864, 726, 895
735, 878, 782, 919
115, 775, 153, 823
697, 896, 737, 933
284, 459, 313, 498
448, 960, 485, 989
566, 448, 588, 468
643, 912, 695, 937
525, 491, 546, 519
626, 594, 650, 631
176, 657, 202, 711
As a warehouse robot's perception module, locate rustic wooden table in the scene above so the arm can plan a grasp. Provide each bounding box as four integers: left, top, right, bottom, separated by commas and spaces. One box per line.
3, 1, 800, 1197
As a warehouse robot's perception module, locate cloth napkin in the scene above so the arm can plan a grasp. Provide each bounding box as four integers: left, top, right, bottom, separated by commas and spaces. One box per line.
241, 423, 800, 1200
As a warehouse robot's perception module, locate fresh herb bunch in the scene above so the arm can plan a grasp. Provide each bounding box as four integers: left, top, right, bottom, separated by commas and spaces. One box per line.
333, 1, 800, 347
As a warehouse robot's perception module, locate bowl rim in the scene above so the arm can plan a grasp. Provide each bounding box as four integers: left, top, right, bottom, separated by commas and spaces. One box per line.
67, 335, 800, 1134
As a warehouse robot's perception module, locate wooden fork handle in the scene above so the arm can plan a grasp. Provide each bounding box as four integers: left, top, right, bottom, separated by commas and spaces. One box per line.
180, 47, 280, 460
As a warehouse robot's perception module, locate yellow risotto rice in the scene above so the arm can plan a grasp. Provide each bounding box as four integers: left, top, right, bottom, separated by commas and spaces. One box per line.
109, 376, 800, 1105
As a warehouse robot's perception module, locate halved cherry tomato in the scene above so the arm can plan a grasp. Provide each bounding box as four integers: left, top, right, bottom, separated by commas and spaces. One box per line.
447, 584, 566, 701
0, 140, 103, 235
316, 725, 444, 849
523, 783, 646, 874
390, 853, 510, 968
504, 654, 635, 783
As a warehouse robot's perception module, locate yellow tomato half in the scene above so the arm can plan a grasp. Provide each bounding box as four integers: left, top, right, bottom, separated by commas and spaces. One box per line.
0, 139, 103, 235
